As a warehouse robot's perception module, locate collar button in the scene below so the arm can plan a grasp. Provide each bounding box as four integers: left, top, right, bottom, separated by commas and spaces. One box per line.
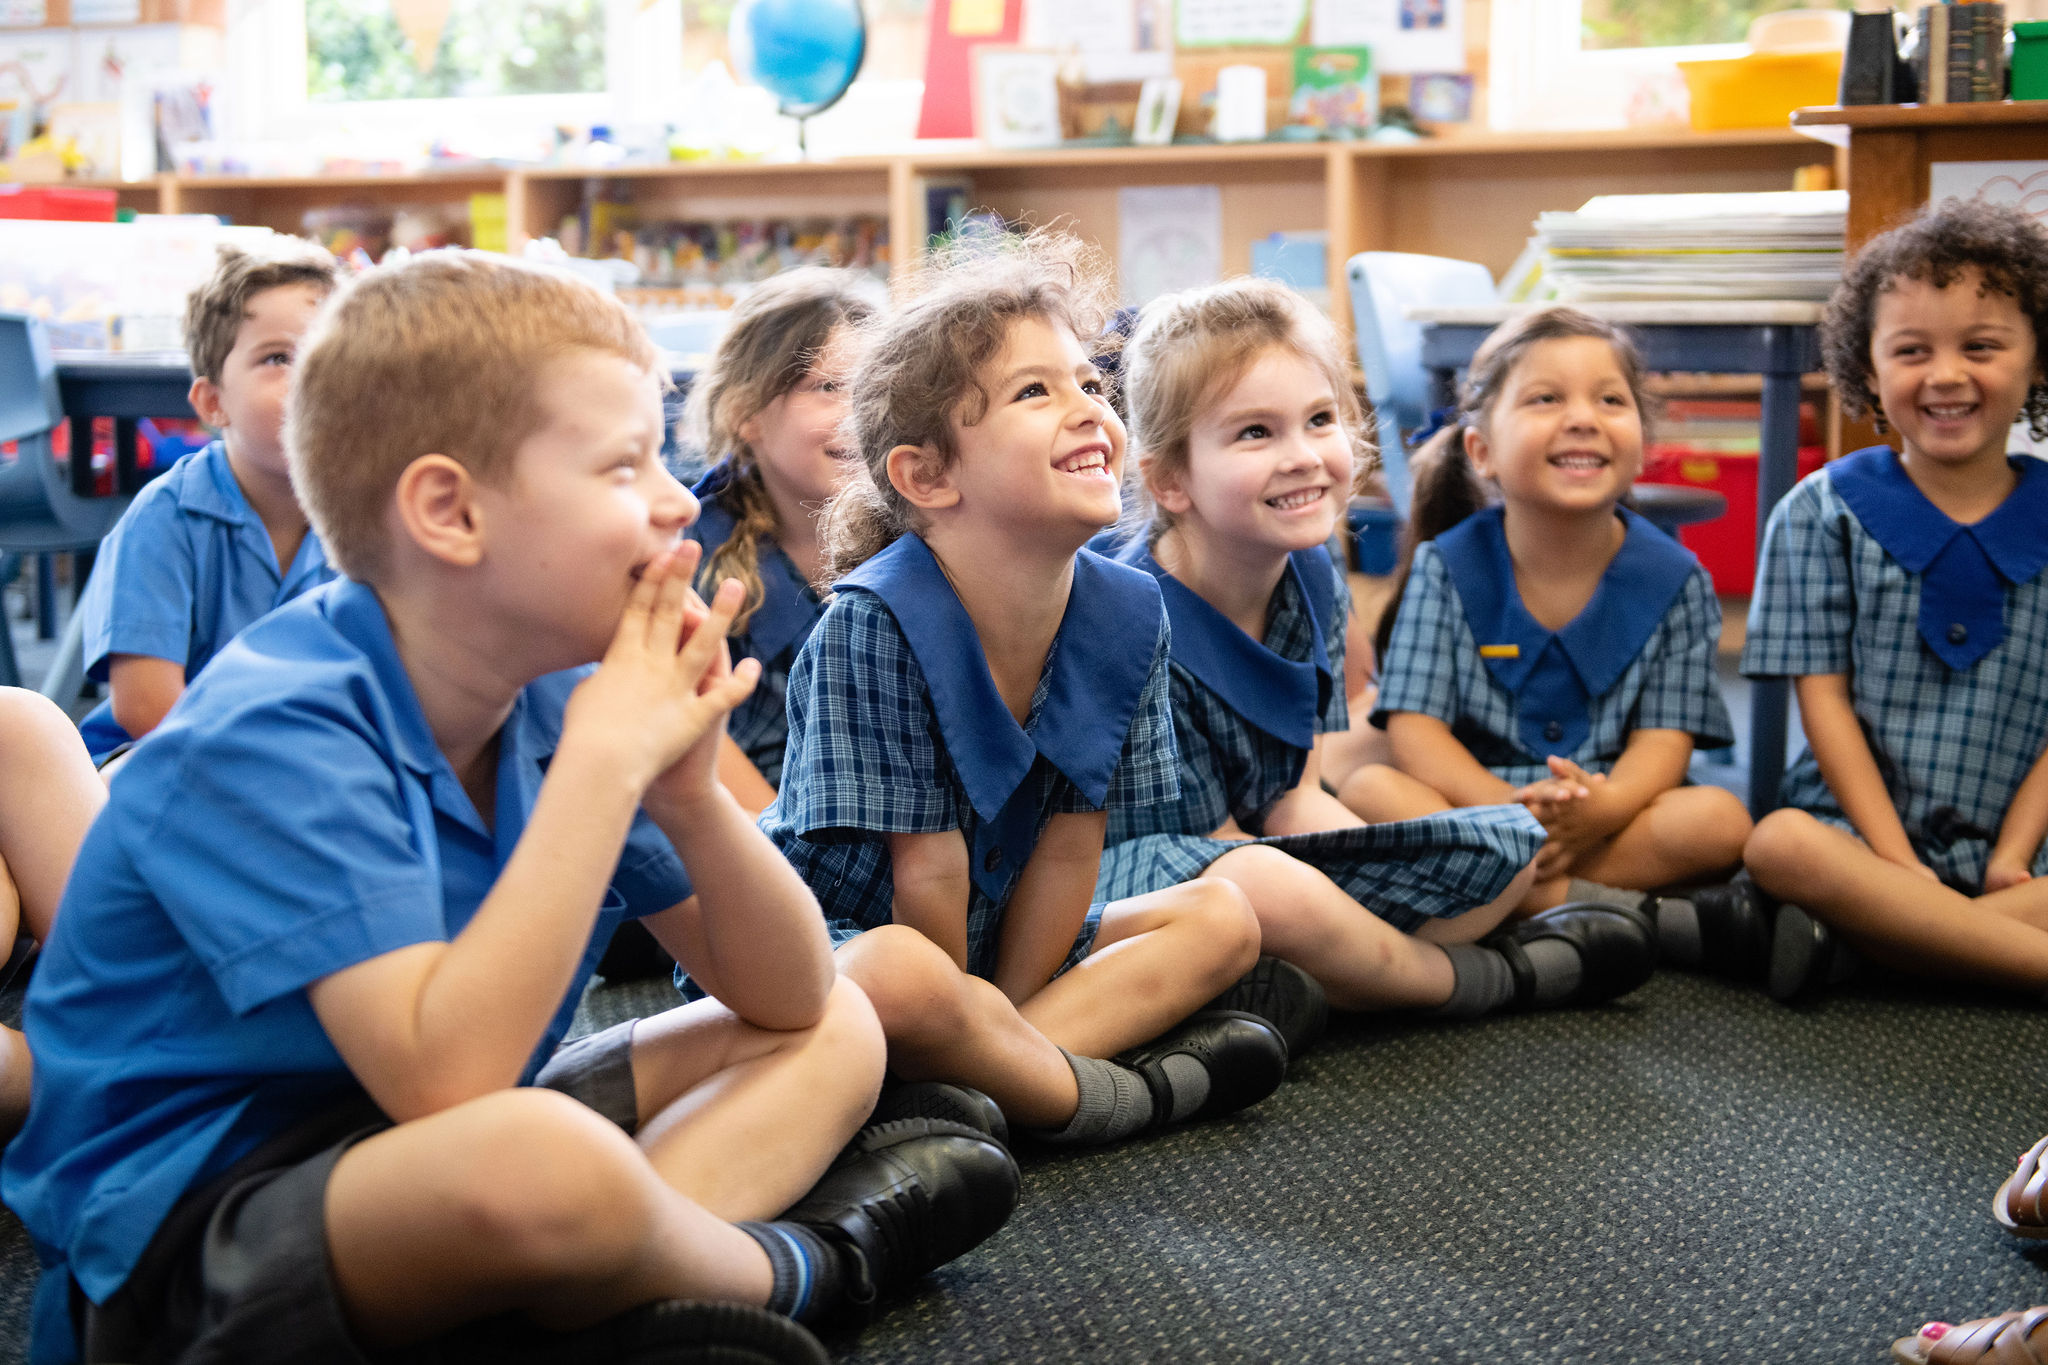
1948, 623, 1969, 645
983, 846, 1003, 873
1543, 720, 1565, 742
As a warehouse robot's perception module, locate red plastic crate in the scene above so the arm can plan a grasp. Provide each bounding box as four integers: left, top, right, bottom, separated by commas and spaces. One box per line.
1643, 444, 1827, 596
0, 185, 118, 221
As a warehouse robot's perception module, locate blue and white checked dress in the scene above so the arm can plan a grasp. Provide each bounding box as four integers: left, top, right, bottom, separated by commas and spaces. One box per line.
1742, 447, 2048, 891
1374, 505, 1734, 788
759, 533, 1181, 982
1096, 542, 1545, 934
684, 460, 827, 788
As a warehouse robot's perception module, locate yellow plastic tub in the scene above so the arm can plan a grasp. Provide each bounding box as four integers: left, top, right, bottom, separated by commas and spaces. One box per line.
1678, 49, 1844, 131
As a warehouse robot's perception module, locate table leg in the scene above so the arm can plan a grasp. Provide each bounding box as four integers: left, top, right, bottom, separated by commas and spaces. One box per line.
1745, 334, 1806, 817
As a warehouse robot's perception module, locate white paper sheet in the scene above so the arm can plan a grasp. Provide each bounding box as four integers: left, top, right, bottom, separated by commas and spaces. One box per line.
1311, 0, 1465, 74
1930, 160, 2048, 227
1174, 0, 1307, 47
1025, 0, 1140, 52
1119, 184, 1222, 306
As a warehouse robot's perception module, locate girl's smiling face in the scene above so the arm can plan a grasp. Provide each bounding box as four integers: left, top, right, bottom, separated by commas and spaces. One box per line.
742, 323, 860, 512
1153, 345, 1353, 556
1870, 269, 2041, 474
1466, 334, 1643, 517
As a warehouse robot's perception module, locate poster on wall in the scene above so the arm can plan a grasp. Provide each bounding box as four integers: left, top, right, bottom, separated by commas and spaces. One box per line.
1174, 0, 1306, 47
1310, 0, 1463, 73
1929, 160, 2048, 226
1119, 184, 1222, 305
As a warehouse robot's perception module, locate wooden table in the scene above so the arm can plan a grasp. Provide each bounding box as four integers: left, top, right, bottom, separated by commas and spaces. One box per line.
1411, 300, 1826, 816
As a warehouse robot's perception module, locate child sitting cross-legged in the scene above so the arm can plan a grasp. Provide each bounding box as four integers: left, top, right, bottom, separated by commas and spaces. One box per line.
75, 239, 342, 765
1, 252, 1017, 1365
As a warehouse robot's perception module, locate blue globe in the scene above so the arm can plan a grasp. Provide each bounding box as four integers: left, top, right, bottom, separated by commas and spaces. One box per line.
729, 0, 867, 117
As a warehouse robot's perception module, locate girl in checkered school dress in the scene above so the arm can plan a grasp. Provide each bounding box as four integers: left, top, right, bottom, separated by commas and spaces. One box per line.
681, 269, 877, 814
1346, 307, 1758, 975
753, 235, 1292, 1147
1742, 199, 2048, 1008
1095, 278, 1654, 1037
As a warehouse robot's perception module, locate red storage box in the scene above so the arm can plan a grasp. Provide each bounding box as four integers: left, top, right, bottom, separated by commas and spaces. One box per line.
1642, 445, 1827, 596
0, 185, 118, 222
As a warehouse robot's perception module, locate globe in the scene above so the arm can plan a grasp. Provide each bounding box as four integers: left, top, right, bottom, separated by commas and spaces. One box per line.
729, 0, 868, 119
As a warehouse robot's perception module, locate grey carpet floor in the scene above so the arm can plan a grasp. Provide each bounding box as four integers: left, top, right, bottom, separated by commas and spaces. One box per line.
5, 969, 2048, 1364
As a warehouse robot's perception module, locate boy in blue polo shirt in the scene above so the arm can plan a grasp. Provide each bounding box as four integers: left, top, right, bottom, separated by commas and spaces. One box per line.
3, 253, 1017, 1365
74, 240, 340, 763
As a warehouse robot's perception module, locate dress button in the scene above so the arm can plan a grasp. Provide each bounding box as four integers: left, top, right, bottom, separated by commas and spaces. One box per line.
983, 846, 1003, 873
1543, 720, 1565, 742
1948, 623, 1969, 645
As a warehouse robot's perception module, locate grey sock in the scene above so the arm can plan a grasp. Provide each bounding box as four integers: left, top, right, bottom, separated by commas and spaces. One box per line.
1653, 897, 1702, 968
1566, 878, 1646, 911
1034, 1050, 1155, 1145
1425, 942, 1516, 1019
1158, 1053, 1211, 1124
1522, 937, 1583, 1006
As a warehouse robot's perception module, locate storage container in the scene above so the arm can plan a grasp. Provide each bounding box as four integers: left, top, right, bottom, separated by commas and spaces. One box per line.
1678, 49, 1845, 130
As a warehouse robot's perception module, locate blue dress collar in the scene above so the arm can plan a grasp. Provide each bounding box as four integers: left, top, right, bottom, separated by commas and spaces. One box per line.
1115, 540, 1334, 750
1435, 504, 1696, 760
1828, 445, 2048, 671
836, 534, 1162, 900
690, 460, 823, 665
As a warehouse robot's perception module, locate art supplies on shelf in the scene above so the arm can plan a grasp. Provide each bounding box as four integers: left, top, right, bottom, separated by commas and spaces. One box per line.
1534, 190, 1846, 302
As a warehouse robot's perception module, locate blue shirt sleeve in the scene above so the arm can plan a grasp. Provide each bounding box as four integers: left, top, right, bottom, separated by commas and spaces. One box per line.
1631, 566, 1737, 748
1371, 543, 1462, 728
81, 490, 199, 680
1742, 475, 1853, 679
120, 702, 448, 1016
776, 594, 959, 837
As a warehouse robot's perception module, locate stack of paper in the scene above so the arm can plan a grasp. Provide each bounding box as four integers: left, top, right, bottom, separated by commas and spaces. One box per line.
1535, 190, 1846, 302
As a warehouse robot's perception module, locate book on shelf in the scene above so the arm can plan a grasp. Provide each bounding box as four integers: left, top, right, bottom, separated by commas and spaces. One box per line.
1916, 2, 2008, 104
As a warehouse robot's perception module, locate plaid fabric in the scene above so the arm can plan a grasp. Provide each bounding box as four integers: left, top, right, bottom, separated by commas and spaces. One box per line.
761, 588, 1177, 981
683, 517, 821, 789
1111, 552, 1350, 842
1373, 539, 1734, 788
1095, 805, 1546, 933
1742, 467, 2048, 890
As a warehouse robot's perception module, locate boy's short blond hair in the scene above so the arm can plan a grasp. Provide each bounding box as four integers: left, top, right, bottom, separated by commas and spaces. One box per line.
183, 239, 340, 384
288, 251, 659, 582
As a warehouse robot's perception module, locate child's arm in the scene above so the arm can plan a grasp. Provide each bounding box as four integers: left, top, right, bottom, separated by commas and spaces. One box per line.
108, 654, 185, 740
991, 810, 1105, 1004
1531, 732, 1691, 874
1988, 737, 2048, 891
888, 828, 973, 969
307, 555, 760, 1121
713, 732, 778, 817
1386, 712, 1526, 807
1795, 671, 1933, 878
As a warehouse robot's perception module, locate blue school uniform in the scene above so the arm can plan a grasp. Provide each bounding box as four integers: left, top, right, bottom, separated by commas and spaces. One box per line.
1095, 542, 1545, 932
1742, 447, 2048, 890
1373, 505, 1734, 787
1, 579, 694, 1365
758, 533, 1179, 982
74, 440, 334, 761
681, 460, 826, 787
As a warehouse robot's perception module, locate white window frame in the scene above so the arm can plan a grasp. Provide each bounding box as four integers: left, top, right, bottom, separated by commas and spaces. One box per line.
1489, 0, 1745, 132
220, 0, 683, 147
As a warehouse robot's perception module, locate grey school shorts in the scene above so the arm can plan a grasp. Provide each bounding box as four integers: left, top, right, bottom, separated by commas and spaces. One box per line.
79, 1019, 642, 1365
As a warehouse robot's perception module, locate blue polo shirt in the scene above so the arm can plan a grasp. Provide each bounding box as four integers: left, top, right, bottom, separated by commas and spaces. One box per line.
75, 439, 334, 760
3, 578, 694, 1364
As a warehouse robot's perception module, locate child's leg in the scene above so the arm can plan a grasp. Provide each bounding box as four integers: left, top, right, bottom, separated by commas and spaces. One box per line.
1747, 808, 2048, 990
1335, 763, 1454, 824
327, 979, 887, 1345
0, 690, 104, 1130
1526, 784, 1753, 909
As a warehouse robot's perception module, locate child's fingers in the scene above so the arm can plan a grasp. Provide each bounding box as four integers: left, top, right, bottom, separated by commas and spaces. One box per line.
645, 553, 694, 655
606, 549, 676, 663
673, 578, 745, 684
703, 656, 761, 711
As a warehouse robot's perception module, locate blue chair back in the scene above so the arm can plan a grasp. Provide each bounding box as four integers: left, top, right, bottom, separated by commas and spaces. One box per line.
1346, 252, 1495, 519
0, 313, 131, 551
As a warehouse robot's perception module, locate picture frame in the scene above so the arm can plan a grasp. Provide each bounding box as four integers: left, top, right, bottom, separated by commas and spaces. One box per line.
1133, 75, 1181, 145
971, 47, 1064, 149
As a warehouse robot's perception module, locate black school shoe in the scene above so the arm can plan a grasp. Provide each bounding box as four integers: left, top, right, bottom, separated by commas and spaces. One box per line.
445, 1299, 828, 1365
1205, 956, 1329, 1060
1767, 902, 1845, 1003
1114, 1009, 1288, 1131
1648, 876, 1774, 981
1487, 902, 1656, 1007
867, 1079, 1009, 1146
782, 1118, 1020, 1316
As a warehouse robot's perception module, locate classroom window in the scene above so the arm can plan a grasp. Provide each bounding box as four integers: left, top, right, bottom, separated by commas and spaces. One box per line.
306, 0, 607, 102
1579, 0, 1855, 52
681, 0, 930, 85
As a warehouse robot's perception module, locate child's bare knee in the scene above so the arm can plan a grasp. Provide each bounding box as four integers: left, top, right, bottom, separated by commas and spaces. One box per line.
813, 974, 886, 1075
1336, 763, 1396, 814
840, 924, 976, 1045
453, 1089, 654, 1275
1174, 878, 1260, 979
1694, 787, 1755, 863
1744, 807, 1818, 885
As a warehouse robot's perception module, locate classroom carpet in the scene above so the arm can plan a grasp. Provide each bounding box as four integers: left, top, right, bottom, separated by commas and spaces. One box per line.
4, 968, 2048, 1365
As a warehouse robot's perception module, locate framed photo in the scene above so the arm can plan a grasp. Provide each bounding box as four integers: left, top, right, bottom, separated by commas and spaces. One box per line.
1133, 76, 1181, 145
972, 48, 1063, 149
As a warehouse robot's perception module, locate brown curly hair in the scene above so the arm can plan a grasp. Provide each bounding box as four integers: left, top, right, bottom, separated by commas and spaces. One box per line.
1822, 197, 2048, 440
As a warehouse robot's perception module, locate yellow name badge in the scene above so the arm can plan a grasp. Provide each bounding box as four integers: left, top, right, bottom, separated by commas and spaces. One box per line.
1479, 644, 1520, 659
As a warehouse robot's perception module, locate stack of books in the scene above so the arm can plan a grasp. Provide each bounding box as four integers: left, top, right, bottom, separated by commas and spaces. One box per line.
1915, 1, 2008, 103
1533, 190, 1847, 302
